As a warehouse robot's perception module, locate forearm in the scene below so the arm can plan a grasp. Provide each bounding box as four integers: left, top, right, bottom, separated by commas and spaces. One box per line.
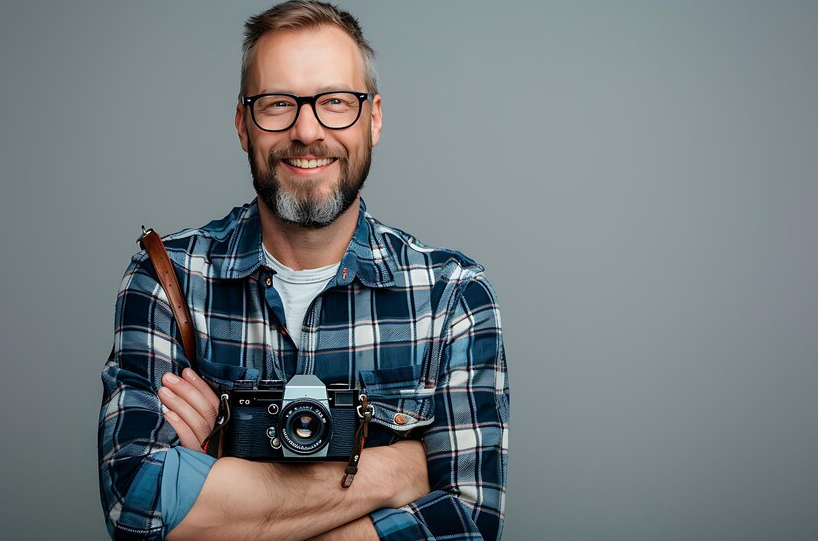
305, 516, 379, 541
167, 443, 418, 541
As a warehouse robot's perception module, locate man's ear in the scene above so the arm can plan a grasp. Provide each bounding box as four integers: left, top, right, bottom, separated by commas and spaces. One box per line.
235, 101, 249, 153
370, 94, 382, 147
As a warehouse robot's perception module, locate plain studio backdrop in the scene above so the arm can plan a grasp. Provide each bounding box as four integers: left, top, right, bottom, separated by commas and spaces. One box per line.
1, 1, 817, 540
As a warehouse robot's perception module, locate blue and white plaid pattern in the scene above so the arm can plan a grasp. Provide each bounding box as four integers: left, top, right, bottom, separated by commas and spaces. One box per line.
98, 198, 509, 540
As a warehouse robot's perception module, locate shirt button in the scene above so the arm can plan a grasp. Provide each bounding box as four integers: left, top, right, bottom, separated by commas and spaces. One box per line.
265, 276, 272, 287
394, 413, 406, 425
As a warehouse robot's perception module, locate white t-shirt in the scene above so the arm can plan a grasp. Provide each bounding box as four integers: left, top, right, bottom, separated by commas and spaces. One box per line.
263, 245, 340, 349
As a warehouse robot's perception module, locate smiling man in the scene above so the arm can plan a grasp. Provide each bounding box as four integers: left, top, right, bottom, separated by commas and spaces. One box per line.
244, 27, 377, 233
98, 2, 509, 541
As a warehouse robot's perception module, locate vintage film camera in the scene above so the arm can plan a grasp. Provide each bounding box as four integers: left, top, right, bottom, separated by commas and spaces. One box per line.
220, 375, 367, 461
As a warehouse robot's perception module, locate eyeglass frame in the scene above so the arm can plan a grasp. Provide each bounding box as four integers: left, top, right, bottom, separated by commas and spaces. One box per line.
240, 90, 374, 132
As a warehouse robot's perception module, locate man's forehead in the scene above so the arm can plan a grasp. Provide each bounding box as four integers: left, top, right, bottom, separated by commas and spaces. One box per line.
247, 25, 367, 93
256, 83, 356, 94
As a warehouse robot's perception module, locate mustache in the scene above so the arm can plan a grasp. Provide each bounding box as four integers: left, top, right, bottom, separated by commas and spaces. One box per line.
267, 142, 348, 163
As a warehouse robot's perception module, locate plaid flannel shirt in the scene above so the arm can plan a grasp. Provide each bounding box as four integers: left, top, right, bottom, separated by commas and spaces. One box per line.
98, 198, 509, 540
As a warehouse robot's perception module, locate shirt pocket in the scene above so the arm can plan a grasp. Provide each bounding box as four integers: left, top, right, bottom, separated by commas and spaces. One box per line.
196, 357, 259, 390
359, 364, 435, 434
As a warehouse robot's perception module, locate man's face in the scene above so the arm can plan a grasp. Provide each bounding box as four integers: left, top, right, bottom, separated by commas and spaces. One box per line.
236, 25, 382, 228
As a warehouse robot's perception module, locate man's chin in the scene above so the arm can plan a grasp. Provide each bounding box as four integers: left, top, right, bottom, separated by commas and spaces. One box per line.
259, 186, 351, 228
273, 165, 343, 193
272, 178, 343, 207
250, 146, 366, 228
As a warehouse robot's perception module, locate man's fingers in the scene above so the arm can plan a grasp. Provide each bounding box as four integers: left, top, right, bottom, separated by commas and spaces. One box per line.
158, 386, 212, 444
181, 368, 220, 412
161, 372, 218, 426
164, 411, 204, 452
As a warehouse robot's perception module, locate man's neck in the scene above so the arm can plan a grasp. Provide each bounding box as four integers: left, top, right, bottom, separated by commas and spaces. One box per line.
258, 195, 360, 271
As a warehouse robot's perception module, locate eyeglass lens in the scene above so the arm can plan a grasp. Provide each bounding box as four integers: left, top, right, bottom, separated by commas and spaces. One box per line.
252, 92, 363, 131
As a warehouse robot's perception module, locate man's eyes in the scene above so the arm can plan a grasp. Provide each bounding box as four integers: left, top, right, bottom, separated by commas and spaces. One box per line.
319, 97, 354, 109
254, 95, 355, 116
256, 100, 294, 116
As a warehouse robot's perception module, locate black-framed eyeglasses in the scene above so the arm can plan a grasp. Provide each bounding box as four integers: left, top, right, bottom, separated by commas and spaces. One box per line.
240, 91, 373, 132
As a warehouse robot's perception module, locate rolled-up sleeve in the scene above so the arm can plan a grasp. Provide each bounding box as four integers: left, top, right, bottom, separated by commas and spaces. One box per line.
371, 274, 510, 541
98, 253, 200, 541
160, 447, 216, 534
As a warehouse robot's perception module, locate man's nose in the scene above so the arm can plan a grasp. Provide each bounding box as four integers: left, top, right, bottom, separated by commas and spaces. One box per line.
289, 103, 325, 145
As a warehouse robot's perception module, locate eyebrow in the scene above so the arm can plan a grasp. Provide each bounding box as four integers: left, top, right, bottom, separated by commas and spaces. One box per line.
256, 84, 356, 95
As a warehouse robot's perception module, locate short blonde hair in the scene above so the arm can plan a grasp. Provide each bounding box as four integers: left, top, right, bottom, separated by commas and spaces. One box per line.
240, 0, 379, 96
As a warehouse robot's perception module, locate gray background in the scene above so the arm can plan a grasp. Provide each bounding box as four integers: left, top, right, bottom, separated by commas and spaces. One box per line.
1, 1, 816, 539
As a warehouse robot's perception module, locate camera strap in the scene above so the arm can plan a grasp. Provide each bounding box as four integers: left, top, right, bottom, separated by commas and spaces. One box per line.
202, 393, 231, 455
138, 227, 234, 457
137, 227, 197, 364
341, 394, 374, 488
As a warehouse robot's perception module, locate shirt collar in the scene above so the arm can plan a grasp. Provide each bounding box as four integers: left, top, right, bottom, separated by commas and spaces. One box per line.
214, 198, 395, 287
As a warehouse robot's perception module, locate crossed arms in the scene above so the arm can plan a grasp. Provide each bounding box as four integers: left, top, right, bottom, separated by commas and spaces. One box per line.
158, 368, 427, 540
98, 253, 509, 540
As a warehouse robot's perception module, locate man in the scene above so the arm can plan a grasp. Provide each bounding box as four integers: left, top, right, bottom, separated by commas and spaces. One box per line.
98, 2, 509, 540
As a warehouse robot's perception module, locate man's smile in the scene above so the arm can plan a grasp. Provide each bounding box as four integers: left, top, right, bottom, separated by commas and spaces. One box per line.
282, 157, 338, 170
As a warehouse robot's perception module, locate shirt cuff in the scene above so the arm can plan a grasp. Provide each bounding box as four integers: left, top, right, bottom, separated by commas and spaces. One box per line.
371, 491, 487, 541
160, 446, 217, 534
371, 506, 432, 541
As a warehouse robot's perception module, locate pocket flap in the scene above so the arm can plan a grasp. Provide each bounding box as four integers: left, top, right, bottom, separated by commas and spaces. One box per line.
197, 360, 259, 389
359, 365, 435, 432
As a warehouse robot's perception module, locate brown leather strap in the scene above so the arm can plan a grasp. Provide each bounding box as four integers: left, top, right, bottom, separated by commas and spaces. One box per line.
138, 228, 197, 363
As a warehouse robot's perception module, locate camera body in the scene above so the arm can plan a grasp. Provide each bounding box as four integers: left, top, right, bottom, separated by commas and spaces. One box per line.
222, 374, 362, 461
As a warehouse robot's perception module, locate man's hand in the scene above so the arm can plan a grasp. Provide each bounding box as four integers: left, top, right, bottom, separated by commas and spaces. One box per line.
158, 368, 220, 453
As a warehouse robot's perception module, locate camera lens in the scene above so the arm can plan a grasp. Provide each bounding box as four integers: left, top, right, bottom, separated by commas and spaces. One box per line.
295, 415, 318, 439
278, 399, 331, 455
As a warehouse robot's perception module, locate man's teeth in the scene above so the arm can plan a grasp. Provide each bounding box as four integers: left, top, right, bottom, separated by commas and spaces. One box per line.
284, 158, 335, 169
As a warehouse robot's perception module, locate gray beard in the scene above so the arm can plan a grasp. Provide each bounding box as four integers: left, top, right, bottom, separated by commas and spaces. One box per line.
248, 140, 371, 229
273, 183, 344, 225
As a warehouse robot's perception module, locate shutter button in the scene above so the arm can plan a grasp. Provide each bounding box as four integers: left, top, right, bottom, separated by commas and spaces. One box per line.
394, 413, 406, 425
